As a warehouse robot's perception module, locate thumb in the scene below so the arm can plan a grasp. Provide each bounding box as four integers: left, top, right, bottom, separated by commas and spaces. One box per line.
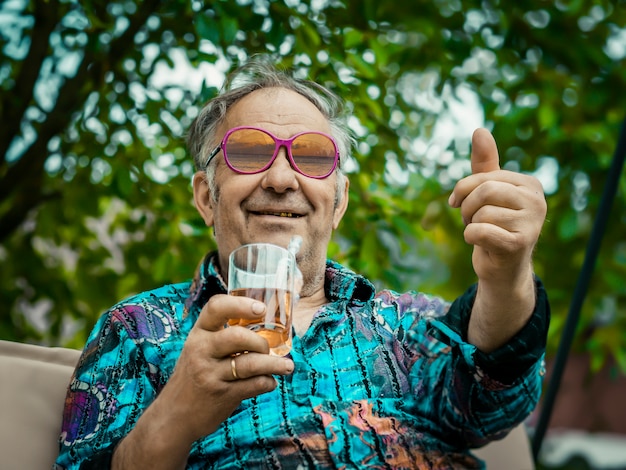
471, 128, 500, 174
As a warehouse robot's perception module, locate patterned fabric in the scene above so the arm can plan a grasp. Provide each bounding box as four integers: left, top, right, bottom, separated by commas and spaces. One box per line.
54, 253, 549, 469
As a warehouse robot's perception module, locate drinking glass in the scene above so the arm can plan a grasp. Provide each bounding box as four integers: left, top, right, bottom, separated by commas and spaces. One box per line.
227, 243, 297, 356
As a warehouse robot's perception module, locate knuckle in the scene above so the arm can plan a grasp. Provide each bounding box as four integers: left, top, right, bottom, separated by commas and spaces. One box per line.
227, 325, 252, 344
205, 294, 225, 311
254, 375, 277, 393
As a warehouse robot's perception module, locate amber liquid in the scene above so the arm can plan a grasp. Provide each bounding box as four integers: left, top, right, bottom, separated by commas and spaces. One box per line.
229, 287, 293, 356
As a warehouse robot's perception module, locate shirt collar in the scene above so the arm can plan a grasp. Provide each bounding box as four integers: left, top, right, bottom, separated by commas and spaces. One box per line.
324, 259, 375, 303
184, 251, 226, 319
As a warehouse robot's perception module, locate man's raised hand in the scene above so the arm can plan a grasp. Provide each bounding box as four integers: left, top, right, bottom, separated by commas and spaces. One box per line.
448, 128, 546, 285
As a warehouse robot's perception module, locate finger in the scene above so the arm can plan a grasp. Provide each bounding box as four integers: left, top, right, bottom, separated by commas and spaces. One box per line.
226, 352, 294, 382
194, 294, 266, 332
449, 168, 543, 209
210, 325, 272, 357
471, 128, 500, 174
459, 180, 525, 224
449, 129, 502, 208
464, 222, 517, 251
464, 206, 515, 236
463, 201, 544, 257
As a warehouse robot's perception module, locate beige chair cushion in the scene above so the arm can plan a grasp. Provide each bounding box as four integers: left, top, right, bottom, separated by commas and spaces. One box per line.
474, 423, 535, 469
0, 340, 81, 470
0, 339, 533, 469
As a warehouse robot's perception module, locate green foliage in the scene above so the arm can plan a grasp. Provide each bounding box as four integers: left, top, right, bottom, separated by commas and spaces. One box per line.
1, 0, 626, 371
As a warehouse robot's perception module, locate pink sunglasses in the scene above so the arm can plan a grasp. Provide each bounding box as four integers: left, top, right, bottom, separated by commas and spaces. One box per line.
206, 126, 340, 179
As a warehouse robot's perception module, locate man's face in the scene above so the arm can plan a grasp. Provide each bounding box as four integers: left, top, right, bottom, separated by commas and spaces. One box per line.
193, 87, 349, 295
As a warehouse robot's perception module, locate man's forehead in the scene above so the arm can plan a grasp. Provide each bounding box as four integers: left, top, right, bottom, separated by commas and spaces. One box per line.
221, 87, 329, 132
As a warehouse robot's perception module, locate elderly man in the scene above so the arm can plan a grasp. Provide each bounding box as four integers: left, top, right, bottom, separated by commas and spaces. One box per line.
55, 58, 549, 469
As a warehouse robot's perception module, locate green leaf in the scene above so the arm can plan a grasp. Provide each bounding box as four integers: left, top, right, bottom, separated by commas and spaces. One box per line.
343, 28, 364, 49
195, 13, 220, 44
557, 208, 580, 241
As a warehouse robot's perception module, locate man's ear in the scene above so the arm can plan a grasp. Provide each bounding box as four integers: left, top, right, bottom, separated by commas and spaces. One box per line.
192, 171, 214, 227
332, 176, 350, 229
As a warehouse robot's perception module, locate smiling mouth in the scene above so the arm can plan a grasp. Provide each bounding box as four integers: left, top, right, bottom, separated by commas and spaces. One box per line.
255, 211, 302, 218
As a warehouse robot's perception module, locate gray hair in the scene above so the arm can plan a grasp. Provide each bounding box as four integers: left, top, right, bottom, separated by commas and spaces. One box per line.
187, 57, 353, 200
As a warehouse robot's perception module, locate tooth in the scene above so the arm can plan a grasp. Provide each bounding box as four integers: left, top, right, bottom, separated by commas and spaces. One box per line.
258, 211, 294, 217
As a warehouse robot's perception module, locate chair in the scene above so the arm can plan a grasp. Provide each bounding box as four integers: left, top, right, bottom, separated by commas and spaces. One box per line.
474, 424, 535, 469
0, 339, 81, 470
0, 339, 534, 469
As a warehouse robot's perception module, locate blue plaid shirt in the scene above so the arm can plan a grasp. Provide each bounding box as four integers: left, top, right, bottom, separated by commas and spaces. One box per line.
55, 253, 549, 469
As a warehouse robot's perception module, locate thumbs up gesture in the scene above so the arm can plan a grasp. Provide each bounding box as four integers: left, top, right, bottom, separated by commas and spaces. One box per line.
448, 129, 547, 351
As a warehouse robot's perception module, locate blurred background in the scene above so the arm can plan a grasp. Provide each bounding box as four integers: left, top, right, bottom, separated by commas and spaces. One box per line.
1, 0, 625, 467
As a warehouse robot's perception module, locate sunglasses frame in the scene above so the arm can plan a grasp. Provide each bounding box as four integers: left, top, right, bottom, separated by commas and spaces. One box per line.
205, 126, 340, 179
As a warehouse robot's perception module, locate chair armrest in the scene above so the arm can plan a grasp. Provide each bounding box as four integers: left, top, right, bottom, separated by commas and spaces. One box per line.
474, 424, 535, 469
0, 340, 81, 470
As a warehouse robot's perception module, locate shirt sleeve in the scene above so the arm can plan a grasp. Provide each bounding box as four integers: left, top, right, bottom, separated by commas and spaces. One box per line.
54, 304, 162, 470
414, 277, 550, 448
439, 276, 550, 384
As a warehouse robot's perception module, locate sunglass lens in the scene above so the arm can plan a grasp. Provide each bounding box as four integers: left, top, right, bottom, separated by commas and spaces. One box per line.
225, 129, 275, 173
291, 134, 337, 177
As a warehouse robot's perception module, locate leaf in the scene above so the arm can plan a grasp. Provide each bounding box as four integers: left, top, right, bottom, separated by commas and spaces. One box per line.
557, 208, 580, 241
221, 17, 239, 45
343, 28, 364, 49
195, 13, 220, 44
113, 169, 133, 198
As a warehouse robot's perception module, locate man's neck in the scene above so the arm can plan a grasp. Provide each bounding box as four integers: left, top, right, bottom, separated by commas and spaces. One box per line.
292, 286, 328, 336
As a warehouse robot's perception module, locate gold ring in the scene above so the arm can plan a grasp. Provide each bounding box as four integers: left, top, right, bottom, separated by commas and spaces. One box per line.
230, 356, 239, 380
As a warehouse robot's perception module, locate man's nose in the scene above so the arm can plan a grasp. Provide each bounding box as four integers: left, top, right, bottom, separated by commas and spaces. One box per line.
261, 146, 299, 192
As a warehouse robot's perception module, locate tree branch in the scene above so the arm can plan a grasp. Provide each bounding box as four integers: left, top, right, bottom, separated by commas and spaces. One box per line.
0, 186, 61, 243
0, 0, 62, 171
0, 0, 165, 235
